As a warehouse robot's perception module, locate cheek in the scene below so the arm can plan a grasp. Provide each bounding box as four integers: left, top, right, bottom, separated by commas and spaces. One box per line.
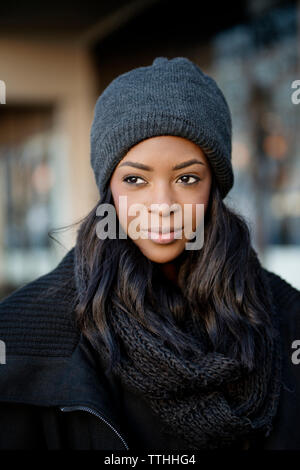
110, 186, 127, 231
181, 192, 211, 233
192, 182, 211, 222
113, 193, 145, 236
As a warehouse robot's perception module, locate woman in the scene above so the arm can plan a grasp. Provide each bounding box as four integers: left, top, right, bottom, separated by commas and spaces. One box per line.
0, 57, 299, 450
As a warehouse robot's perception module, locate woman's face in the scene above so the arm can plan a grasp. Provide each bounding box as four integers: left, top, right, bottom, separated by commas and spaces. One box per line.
109, 135, 212, 264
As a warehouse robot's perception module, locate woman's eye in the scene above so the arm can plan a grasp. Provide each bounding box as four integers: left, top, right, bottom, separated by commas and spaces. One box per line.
123, 176, 146, 186
123, 175, 200, 186
177, 175, 200, 185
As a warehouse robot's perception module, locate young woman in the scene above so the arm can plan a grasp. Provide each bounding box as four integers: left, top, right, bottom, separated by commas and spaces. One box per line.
0, 57, 299, 451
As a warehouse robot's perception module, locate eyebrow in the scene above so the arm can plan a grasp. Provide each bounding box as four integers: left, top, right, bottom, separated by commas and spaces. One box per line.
118, 159, 205, 171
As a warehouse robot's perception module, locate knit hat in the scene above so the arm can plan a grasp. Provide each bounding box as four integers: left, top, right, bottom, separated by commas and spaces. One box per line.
90, 56, 234, 199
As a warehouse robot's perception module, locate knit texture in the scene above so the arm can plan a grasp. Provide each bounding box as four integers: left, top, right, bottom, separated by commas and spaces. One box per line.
107, 308, 280, 449
90, 57, 234, 199
73, 246, 283, 450
0, 248, 79, 357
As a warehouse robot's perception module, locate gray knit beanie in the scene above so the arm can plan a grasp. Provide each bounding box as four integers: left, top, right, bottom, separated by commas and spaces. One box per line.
90, 56, 234, 199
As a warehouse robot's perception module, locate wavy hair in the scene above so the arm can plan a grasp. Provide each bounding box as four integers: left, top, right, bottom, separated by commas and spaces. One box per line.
71, 176, 277, 375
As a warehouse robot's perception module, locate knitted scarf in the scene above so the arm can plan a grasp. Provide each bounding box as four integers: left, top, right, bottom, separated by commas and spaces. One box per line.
74, 247, 282, 450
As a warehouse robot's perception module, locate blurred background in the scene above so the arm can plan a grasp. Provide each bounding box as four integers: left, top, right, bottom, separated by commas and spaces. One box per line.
0, 0, 299, 299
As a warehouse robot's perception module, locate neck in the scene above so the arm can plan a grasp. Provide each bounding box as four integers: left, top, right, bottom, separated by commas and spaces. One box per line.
160, 262, 179, 286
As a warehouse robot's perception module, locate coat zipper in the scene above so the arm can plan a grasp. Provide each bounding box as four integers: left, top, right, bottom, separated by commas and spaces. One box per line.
60, 405, 129, 450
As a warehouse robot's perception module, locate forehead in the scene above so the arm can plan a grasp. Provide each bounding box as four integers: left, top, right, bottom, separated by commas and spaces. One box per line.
118, 135, 207, 166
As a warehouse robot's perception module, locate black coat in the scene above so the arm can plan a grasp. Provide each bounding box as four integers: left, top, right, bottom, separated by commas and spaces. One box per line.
0, 248, 300, 450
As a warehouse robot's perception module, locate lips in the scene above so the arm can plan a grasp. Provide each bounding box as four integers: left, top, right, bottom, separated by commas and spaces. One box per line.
143, 227, 182, 234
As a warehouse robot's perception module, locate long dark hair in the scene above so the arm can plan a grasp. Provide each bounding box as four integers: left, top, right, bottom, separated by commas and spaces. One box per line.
72, 176, 277, 375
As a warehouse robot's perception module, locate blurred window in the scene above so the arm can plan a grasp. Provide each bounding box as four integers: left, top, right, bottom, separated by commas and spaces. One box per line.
211, 3, 300, 288
0, 106, 63, 297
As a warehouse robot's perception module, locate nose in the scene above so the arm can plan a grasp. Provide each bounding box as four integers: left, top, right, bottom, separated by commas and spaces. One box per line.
146, 183, 178, 216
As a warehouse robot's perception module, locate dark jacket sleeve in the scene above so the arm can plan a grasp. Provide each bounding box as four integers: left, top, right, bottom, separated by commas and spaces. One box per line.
0, 250, 77, 450
262, 269, 300, 449
0, 402, 47, 449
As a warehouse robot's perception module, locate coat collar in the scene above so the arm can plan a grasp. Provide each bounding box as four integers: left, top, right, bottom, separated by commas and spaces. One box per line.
0, 330, 124, 434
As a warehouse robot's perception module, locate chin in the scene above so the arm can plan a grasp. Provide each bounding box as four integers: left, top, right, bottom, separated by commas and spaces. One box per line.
135, 240, 185, 264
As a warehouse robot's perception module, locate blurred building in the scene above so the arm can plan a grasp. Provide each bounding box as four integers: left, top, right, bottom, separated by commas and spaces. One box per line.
0, 0, 299, 299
